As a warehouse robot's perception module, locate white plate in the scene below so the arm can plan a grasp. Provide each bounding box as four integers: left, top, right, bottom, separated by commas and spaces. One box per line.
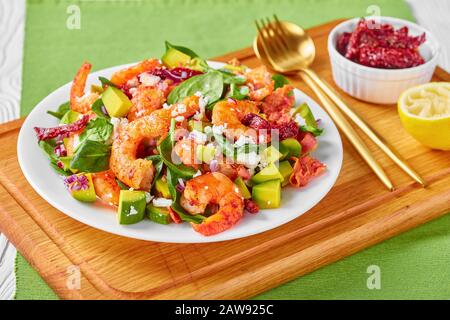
17, 61, 343, 243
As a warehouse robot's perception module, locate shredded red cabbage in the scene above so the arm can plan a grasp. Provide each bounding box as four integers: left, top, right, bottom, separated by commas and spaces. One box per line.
150, 67, 202, 84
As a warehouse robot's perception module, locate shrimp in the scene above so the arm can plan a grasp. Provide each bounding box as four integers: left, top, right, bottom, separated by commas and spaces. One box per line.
127, 81, 171, 121
211, 99, 259, 140
173, 138, 199, 169
70, 62, 100, 114
180, 172, 244, 236
110, 59, 161, 87
92, 170, 121, 206
245, 66, 274, 101
110, 95, 200, 190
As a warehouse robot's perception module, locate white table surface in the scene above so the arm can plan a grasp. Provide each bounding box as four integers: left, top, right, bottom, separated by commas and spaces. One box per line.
0, 0, 449, 300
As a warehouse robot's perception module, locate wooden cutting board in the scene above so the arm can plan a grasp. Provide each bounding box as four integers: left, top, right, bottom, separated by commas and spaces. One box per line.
0, 20, 449, 300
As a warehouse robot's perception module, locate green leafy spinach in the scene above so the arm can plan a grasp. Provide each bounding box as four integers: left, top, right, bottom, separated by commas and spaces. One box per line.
167, 70, 224, 105
47, 101, 70, 120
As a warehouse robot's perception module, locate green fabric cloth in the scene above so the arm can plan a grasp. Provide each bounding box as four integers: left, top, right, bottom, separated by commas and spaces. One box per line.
17, 0, 449, 299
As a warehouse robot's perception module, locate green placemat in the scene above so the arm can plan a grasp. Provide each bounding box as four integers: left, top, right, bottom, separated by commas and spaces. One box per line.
17, 0, 449, 300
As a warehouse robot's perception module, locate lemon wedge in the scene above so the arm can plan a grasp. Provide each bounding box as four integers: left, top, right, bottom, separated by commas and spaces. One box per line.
398, 82, 450, 150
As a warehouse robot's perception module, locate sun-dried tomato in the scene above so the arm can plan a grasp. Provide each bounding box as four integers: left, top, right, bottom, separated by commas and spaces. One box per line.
34, 114, 89, 141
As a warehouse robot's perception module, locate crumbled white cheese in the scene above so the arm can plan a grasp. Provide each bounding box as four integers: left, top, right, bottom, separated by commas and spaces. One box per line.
110, 117, 129, 139
128, 187, 134, 191
152, 198, 173, 207
203, 126, 212, 135
235, 135, 256, 148
139, 73, 161, 86
193, 170, 202, 178
128, 87, 138, 97
175, 115, 185, 122
177, 103, 187, 114
236, 151, 261, 168
163, 103, 171, 110
126, 77, 139, 88
127, 206, 138, 216
212, 124, 227, 135
144, 192, 153, 204
189, 130, 208, 145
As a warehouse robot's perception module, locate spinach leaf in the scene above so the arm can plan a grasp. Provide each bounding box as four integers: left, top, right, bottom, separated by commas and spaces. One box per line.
146, 155, 164, 190
293, 103, 324, 137
98, 76, 118, 88
157, 120, 196, 179
300, 125, 324, 137
166, 168, 206, 224
116, 179, 129, 190
47, 101, 70, 120
38, 140, 70, 176
91, 99, 110, 119
219, 69, 247, 85
272, 74, 289, 89
78, 118, 113, 145
165, 41, 202, 60
167, 70, 224, 105
227, 83, 249, 100
70, 140, 111, 173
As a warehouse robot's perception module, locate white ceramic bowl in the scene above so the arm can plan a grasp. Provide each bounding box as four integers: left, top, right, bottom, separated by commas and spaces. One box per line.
328, 17, 440, 104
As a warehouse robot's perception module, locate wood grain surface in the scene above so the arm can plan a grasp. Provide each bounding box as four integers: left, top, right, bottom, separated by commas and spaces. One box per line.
0, 20, 449, 300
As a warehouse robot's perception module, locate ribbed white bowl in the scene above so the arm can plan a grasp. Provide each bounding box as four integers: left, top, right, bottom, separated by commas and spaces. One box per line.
328, 17, 440, 104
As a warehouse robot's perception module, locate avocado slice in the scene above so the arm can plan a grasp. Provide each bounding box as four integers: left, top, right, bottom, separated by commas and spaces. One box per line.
251, 162, 283, 185
102, 86, 132, 118
279, 138, 302, 159
278, 161, 293, 186
260, 145, 283, 164
60, 110, 81, 124
70, 173, 96, 202
146, 204, 172, 225
117, 190, 146, 225
154, 177, 171, 199
234, 177, 251, 199
60, 156, 78, 173
162, 46, 191, 68
252, 179, 281, 209
187, 120, 211, 132
196, 144, 216, 164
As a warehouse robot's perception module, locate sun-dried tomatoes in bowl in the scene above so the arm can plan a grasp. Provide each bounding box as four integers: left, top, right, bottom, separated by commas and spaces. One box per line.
328, 17, 440, 104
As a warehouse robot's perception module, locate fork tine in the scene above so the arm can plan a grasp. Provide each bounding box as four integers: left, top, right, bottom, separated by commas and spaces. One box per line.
255, 19, 280, 65
261, 18, 284, 56
273, 14, 290, 49
257, 18, 281, 57
264, 17, 287, 55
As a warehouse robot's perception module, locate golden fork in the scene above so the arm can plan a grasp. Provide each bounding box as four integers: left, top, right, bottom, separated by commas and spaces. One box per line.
254, 15, 427, 190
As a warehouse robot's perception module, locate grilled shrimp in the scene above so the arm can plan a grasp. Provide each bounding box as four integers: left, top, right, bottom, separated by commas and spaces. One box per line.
110, 96, 201, 190
70, 62, 100, 113
180, 172, 244, 236
128, 81, 171, 121
245, 66, 274, 101
110, 59, 161, 87
173, 138, 199, 169
92, 170, 121, 206
211, 99, 259, 140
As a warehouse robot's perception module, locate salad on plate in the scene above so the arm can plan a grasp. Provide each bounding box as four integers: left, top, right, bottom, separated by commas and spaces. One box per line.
34, 42, 326, 236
